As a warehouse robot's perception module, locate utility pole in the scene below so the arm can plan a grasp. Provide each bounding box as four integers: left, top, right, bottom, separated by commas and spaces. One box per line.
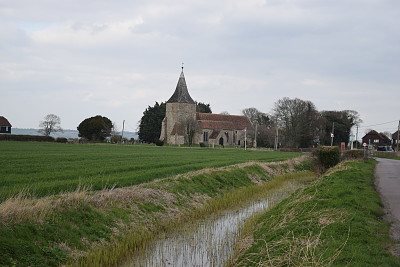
330, 122, 335, 146
121, 120, 125, 144
274, 121, 279, 151
244, 128, 247, 150
254, 124, 257, 148
397, 120, 400, 152
356, 125, 359, 149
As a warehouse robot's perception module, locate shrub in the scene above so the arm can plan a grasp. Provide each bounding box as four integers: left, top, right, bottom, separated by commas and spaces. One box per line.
155, 140, 164, 146
199, 142, 207, 148
314, 146, 340, 171
56, 137, 68, 143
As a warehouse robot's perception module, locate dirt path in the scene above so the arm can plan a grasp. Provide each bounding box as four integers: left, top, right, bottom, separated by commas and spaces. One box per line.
375, 158, 400, 256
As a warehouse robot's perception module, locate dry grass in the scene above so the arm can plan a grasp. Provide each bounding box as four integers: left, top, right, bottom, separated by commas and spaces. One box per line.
0, 191, 51, 224
239, 227, 349, 267
0, 157, 310, 225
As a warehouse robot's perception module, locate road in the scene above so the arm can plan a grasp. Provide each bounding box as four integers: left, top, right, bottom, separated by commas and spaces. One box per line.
375, 158, 400, 256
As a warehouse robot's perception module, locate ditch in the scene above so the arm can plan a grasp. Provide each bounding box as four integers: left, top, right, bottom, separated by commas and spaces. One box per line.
121, 177, 314, 267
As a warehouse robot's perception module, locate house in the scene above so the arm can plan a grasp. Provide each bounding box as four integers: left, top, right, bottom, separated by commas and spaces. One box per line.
160, 69, 254, 146
0, 116, 12, 134
392, 130, 399, 148
361, 130, 391, 148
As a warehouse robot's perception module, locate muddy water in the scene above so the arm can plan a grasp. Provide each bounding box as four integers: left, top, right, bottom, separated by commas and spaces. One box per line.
122, 179, 311, 267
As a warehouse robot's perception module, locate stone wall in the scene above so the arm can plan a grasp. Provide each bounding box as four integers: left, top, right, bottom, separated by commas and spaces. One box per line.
165, 102, 196, 145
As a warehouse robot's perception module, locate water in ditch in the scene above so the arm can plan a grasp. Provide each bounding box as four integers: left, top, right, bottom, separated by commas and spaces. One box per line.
122, 178, 312, 267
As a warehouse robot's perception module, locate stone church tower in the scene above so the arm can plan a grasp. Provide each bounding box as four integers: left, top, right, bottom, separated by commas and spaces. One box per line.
160, 69, 196, 145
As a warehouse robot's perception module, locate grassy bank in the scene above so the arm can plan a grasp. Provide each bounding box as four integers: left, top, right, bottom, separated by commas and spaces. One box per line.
232, 160, 400, 266
0, 154, 311, 267
0, 142, 301, 201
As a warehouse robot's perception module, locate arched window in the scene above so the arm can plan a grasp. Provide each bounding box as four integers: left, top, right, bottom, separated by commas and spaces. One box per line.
203, 132, 209, 142
219, 137, 224, 146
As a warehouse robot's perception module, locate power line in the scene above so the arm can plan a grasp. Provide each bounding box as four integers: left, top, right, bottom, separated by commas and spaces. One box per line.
360, 120, 398, 128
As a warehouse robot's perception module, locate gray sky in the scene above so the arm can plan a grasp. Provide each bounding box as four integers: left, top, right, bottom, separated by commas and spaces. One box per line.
1, 0, 399, 135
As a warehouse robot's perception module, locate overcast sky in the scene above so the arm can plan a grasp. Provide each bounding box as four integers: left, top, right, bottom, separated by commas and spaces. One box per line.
1, 0, 399, 135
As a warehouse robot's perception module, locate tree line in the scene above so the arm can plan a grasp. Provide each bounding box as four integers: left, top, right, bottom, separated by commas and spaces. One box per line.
137, 97, 361, 148
241, 97, 362, 148
38, 97, 361, 148
38, 114, 118, 142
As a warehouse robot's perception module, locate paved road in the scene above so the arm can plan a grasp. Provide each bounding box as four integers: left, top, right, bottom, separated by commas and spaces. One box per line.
375, 158, 400, 255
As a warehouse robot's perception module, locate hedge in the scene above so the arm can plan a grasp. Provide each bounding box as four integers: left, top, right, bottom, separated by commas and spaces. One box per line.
314, 146, 340, 170
0, 134, 55, 142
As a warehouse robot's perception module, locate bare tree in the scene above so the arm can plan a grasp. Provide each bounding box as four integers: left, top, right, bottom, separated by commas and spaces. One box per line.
38, 114, 63, 136
242, 107, 270, 126
273, 97, 319, 148
383, 131, 392, 140
110, 122, 122, 143
182, 117, 199, 146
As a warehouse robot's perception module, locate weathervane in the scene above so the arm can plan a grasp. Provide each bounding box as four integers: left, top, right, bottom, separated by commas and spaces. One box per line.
181, 62, 184, 71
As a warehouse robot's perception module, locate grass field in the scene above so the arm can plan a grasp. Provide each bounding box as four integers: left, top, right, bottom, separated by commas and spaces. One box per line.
0, 141, 301, 201
233, 160, 400, 266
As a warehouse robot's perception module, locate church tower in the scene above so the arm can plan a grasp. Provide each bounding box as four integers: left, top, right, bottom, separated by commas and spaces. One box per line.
160, 68, 196, 145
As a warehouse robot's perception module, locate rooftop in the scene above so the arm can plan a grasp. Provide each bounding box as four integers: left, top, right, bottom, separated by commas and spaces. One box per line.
196, 113, 253, 131
0, 116, 12, 127
167, 71, 195, 104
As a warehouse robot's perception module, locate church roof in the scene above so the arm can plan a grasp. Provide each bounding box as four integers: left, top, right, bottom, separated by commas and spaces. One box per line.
196, 113, 253, 131
167, 71, 195, 104
0, 116, 12, 127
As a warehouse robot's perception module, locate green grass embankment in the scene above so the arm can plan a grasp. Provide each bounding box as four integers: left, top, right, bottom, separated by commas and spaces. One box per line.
0, 152, 311, 267
0, 142, 301, 201
233, 160, 400, 266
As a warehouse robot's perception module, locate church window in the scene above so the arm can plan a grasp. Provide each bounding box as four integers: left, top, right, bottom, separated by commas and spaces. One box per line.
225, 132, 229, 142
203, 132, 209, 142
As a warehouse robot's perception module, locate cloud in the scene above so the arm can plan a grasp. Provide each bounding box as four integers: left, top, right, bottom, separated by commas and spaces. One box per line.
0, 0, 399, 131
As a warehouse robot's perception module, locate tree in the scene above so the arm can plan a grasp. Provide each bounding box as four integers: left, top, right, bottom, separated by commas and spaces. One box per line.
181, 117, 199, 146
242, 107, 270, 126
383, 131, 392, 140
273, 97, 320, 148
110, 122, 122, 143
242, 107, 272, 148
38, 114, 63, 136
319, 110, 362, 146
138, 102, 166, 143
77, 115, 113, 141
196, 102, 212, 113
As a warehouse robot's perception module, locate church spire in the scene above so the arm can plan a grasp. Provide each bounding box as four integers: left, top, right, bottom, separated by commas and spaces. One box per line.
167, 67, 195, 104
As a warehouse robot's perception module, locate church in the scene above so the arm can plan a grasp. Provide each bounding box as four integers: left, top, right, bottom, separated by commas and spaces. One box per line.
160, 69, 254, 147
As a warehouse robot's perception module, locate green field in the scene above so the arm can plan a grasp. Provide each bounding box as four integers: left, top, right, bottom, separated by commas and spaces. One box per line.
0, 141, 301, 201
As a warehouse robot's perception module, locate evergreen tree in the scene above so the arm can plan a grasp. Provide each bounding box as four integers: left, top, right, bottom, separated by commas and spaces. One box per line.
77, 115, 113, 141
196, 102, 212, 113
138, 102, 166, 143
